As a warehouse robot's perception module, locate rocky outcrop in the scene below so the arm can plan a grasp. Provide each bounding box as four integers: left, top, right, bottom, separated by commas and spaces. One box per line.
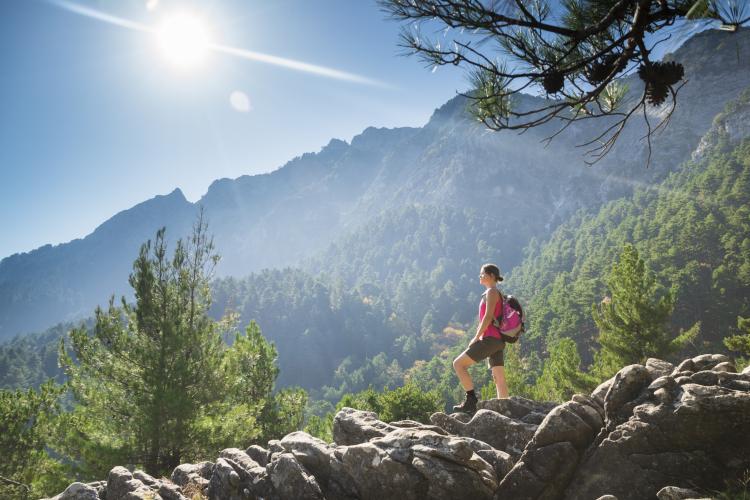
45, 354, 750, 500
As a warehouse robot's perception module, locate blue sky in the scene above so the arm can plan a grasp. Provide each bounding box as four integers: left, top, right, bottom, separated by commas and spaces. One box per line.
0, 0, 469, 258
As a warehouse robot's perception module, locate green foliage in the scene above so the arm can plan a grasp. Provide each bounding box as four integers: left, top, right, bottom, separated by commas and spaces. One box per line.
509, 129, 750, 371
56, 214, 306, 479
591, 244, 696, 376
306, 383, 442, 442
532, 338, 597, 402
58, 215, 227, 477
710, 468, 750, 500
304, 413, 334, 443
0, 380, 68, 499
0, 322, 79, 390
724, 316, 750, 370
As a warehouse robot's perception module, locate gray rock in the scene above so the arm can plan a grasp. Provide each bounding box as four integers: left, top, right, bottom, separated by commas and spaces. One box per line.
245, 444, 270, 467
106, 466, 160, 500
267, 453, 325, 500
389, 419, 449, 434
533, 402, 599, 450
595, 496, 619, 500
332, 407, 398, 445
572, 393, 604, 415
691, 354, 731, 372
45, 352, 750, 500
207, 456, 271, 500
646, 358, 675, 378
372, 428, 498, 498
689, 370, 719, 386
496, 441, 579, 499
603, 364, 653, 428
673, 359, 696, 375
336, 441, 426, 499
132, 470, 157, 487
566, 400, 605, 434
713, 361, 737, 373
648, 375, 677, 392
171, 461, 213, 489
279, 432, 358, 500
280, 432, 333, 472
563, 359, 750, 500
219, 448, 260, 472
431, 409, 538, 459
267, 439, 284, 454
156, 482, 188, 500
723, 379, 750, 391
478, 396, 557, 420
54, 482, 99, 500
657, 485, 705, 499
520, 412, 547, 425
451, 411, 474, 423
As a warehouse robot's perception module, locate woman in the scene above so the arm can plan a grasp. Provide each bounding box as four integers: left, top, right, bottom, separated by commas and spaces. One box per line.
452, 263, 509, 413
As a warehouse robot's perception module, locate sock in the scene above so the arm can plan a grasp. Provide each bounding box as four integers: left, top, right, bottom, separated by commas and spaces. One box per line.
466, 389, 476, 399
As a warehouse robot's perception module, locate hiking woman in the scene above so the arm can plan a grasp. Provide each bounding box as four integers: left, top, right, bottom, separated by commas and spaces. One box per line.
452, 263, 509, 413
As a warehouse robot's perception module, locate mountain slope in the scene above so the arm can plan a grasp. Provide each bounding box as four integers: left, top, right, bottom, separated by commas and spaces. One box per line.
1, 28, 748, 341
507, 86, 750, 362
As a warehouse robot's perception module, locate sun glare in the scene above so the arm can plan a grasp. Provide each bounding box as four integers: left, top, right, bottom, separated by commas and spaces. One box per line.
156, 13, 210, 68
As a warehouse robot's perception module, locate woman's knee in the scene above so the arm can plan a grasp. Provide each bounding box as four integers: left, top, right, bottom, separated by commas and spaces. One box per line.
452, 356, 464, 371
453, 354, 472, 370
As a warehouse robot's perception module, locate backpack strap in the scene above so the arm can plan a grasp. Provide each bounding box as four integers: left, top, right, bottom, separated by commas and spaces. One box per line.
484, 288, 503, 328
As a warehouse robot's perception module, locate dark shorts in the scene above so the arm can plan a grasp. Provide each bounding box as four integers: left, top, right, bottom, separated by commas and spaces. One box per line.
464, 336, 505, 368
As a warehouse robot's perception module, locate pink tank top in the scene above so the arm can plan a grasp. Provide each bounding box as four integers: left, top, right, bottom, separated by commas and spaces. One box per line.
479, 291, 503, 339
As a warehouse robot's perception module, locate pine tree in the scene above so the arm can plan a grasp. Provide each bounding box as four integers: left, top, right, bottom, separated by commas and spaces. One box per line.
533, 338, 596, 402
592, 244, 697, 376
59, 209, 227, 477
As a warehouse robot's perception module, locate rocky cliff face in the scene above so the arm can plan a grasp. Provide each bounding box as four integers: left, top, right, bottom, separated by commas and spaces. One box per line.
46, 354, 750, 500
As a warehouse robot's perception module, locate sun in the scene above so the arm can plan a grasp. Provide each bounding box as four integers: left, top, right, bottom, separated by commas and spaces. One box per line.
155, 13, 210, 68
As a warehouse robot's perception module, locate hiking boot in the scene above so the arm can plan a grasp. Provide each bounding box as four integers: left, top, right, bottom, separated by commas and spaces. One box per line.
453, 393, 478, 414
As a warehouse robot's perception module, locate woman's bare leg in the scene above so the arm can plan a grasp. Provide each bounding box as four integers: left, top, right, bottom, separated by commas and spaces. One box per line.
492, 365, 509, 399
453, 353, 476, 391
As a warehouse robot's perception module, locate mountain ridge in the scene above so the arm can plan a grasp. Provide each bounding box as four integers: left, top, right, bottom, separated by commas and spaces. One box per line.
1, 27, 748, 341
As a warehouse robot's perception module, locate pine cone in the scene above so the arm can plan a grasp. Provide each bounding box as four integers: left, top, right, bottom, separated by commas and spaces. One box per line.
638, 63, 658, 84
586, 53, 622, 85
646, 82, 669, 106
543, 71, 564, 94
660, 61, 684, 86
638, 61, 684, 86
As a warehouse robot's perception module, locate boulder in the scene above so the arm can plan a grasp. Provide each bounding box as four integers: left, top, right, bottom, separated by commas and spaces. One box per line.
646, 358, 675, 378
478, 396, 557, 420
691, 354, 731, 372
563, 359, 750, 500
430, 409, 538, 459
267, 453, 325, 500
245, 444, 270, 467
333, 407, 399, 445
713, 361, 736, 373
656, 485, 706, 499
171, 461, 213, 490
47, 482, 99, 500
106, 466, 160, 500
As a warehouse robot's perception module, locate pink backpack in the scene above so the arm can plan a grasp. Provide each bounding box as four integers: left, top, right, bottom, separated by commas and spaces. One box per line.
492, 294, 525, 343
